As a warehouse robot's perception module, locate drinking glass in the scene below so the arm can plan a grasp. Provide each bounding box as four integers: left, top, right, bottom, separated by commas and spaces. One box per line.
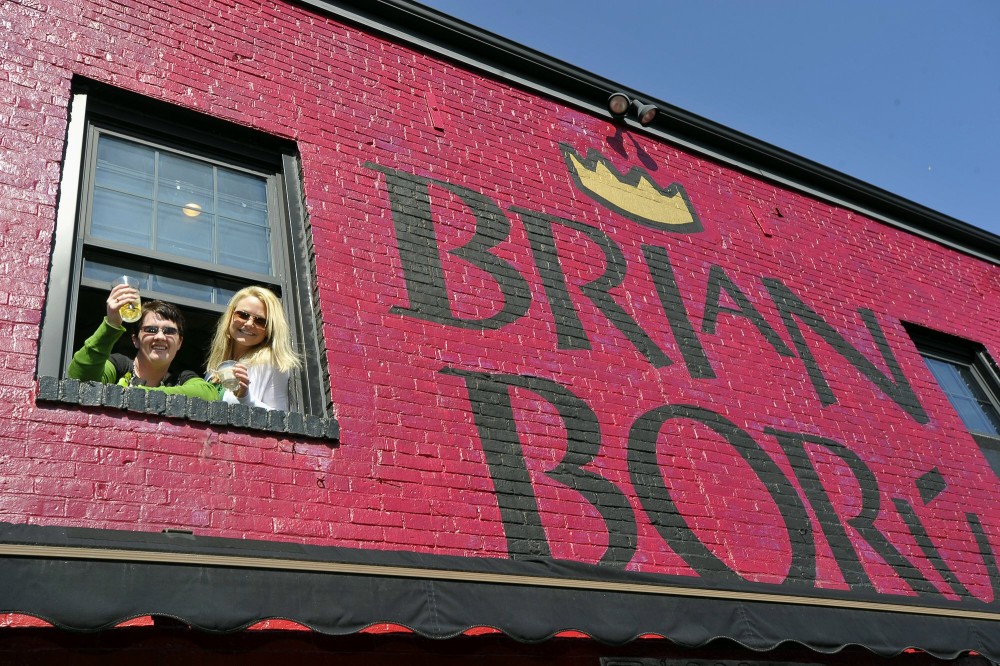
215, 360, 240, 392
112, 275, 142, 323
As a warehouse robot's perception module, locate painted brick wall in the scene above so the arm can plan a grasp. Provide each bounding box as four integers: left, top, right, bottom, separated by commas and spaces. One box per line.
2, 0, 1000, 607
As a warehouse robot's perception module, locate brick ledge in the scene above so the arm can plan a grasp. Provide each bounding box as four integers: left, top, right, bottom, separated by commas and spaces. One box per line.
36, 377, 339, 443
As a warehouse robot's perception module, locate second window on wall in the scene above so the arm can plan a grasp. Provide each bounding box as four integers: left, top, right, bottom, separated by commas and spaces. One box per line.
905, 322, 1000, 478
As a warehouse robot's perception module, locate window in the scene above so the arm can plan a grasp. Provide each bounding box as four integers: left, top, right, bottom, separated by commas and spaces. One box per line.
905, 323, 1000, 477
40, 80, 329, 418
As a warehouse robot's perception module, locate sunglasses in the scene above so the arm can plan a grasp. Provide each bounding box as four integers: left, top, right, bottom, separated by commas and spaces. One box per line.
140, 325, 180, 336
234, 310, 268, 328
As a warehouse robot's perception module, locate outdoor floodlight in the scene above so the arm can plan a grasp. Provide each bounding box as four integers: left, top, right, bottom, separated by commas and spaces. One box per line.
607, 92, 631, 120
632, 100, 658, 126
607, 92, 659, 127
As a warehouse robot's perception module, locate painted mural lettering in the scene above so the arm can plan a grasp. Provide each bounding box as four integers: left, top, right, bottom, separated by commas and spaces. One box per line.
968, 513, 1000, 601
445, 366, 1000, 601
702, 265, 794, 359
516, 206, 673, 368
364, 160, 1000, 605
894, 497, 972, 598
367, 164, 531, 330
642, 245, 716, 379
761, 280, 929, 423
441, 368, 638, 568
767, 428, 939, 596
628, 405, 814, 584
367, 162, 927, 423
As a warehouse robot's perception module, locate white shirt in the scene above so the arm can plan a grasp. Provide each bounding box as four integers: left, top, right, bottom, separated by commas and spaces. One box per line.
222, 363, 290, 412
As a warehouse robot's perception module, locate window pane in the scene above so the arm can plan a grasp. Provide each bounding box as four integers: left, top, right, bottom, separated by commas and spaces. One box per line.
217, 167, 271, 273
158, 152, 215, 214
95, 135, 155, 198
81, 260, 142, 287
151, 272, 214, 302
218, 169, 268, 225
924, 356, 1000, 436
217, 285, 239, 304
83, 258, 245, 306
156, 205, 214, 261
87, 133, 274, 277
924, 357, 962, 393
218, 216, 271, 273
90, 189, 153, 247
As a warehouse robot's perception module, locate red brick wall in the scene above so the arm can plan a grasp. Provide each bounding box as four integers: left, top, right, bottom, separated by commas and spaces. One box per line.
2, 0, 1000, 606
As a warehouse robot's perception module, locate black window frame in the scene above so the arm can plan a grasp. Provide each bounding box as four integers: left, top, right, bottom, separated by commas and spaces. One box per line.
39, 79, 330, 419
904, 322, 1000, 476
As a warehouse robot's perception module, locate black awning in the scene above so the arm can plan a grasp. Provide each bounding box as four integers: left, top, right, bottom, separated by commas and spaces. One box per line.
1, 523, 998, 660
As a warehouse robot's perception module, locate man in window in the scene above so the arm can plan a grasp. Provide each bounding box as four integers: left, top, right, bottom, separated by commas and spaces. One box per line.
68, 283, 220, 401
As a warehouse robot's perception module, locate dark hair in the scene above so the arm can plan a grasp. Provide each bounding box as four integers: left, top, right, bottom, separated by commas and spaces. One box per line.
138, 300, 185, 337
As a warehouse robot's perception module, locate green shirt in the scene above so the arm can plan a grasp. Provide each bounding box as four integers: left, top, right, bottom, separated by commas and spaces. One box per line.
68, 318, 220, 401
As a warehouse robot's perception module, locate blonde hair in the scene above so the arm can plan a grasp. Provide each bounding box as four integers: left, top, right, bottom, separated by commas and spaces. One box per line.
206, 286, 301, 373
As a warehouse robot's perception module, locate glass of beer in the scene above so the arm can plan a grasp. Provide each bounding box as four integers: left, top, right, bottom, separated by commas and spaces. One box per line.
215, 360, 240, 392
112, 275, 142, 323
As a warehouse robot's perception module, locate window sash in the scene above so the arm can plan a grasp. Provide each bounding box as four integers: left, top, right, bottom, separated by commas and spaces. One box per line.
905, 323, 1000, 480
82, 127, 282, 285
922, 355, 1000, 437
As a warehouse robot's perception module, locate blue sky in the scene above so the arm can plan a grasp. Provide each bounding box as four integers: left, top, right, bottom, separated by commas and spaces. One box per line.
418, 1, 1000, 239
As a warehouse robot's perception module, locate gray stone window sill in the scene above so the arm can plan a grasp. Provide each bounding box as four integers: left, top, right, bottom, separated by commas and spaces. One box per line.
37, 377, 339, 443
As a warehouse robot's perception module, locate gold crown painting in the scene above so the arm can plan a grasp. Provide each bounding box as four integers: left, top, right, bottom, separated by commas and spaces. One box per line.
560, 144, 702, 233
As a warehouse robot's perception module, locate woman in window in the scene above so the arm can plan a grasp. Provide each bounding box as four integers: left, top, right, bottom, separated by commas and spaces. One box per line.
206, 286, 301, 411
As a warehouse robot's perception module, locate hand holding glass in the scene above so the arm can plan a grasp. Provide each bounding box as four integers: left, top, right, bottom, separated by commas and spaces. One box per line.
214, 360, 240, 392
112, 276, 142, 323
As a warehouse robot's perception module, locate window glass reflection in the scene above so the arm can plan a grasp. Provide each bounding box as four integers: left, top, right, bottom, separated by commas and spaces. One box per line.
157, 205, 214, 262
91, 189, 153, 247
218, 169, 268, 224
218, 217, 270, 273
83, 259, 240, 306
924, 356, 1000, 436
88, 132, 272, 273
95, 135, 154, 198
158, 152, 215, 214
